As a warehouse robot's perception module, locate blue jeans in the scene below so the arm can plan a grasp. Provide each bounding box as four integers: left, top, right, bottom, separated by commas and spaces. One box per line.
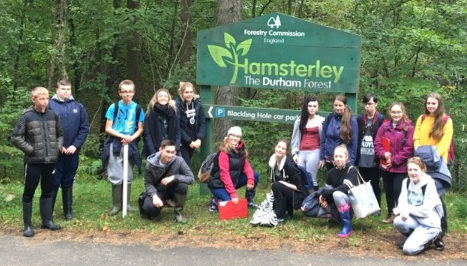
210, 172, 259, 201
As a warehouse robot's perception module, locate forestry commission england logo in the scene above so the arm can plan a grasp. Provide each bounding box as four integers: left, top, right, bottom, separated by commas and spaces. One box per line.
267, 15, 281, 29
207, 32, 252, 84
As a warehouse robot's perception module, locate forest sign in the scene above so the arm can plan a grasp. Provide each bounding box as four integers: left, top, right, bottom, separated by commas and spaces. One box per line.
197, 12, 361, 92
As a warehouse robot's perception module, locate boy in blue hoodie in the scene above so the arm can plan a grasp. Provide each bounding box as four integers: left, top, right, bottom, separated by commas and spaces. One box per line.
48, 78, 90, 220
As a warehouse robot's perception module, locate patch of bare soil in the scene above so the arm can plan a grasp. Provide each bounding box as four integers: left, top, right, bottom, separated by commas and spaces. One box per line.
2, 226, 466, 261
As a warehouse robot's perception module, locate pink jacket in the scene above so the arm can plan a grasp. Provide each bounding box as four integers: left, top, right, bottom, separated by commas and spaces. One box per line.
374, 119, 414, 173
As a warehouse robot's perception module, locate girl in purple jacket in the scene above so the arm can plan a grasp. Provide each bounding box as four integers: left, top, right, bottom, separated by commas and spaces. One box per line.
374, 102, 414, 224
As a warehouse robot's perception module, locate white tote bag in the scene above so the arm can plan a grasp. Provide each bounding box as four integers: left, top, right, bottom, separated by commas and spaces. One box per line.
347, 167, 381, 219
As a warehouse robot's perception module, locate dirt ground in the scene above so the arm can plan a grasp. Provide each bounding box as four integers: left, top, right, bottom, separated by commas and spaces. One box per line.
2, 226, 466, 261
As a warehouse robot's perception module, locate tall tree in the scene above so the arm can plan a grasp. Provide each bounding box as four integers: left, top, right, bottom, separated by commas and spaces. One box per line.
48, 0, 68, 87
214, 0, 242, 141
126, 0, 142, 90
179, 0, 193, 66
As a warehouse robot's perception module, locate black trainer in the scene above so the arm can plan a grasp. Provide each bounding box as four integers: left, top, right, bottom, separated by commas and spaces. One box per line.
433, 236, 445, 251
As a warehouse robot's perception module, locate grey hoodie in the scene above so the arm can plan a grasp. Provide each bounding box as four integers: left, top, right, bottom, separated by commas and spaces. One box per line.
394, 173, 443, 229
144, 152, 194, 197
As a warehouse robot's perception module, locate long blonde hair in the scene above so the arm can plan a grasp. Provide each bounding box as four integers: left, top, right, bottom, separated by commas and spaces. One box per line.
178, 81, 199, 101
219, 136, 249, 158
147, 88, 177, 113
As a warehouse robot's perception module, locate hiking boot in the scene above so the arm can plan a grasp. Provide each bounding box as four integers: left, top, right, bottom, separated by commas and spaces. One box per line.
209, 197, 218, 213
433, 236, 445, 251
245, 188, 258, 209
382, 213, 396, 224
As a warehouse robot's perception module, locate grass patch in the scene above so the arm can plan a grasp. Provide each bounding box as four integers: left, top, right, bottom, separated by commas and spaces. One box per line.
1, 172, 466, 241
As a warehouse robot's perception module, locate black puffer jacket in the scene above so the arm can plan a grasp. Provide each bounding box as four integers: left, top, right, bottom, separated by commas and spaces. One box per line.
208, 144, 246, 189
11, 107, 63, 164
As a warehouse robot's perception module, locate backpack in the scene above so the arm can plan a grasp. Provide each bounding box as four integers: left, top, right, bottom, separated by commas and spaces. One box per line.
300, 191, 321, 217
420, 114, 454, 165
406, 178, 427, 195
197, 152, 219, 183
297, 165, 314, 194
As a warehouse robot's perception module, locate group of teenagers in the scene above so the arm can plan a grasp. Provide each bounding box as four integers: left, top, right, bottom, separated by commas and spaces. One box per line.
266, 92, 452, 256
10, 79, 207, 233
11, 79, 453, 256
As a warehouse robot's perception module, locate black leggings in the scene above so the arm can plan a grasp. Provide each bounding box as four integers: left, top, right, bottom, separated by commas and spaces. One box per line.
359, 167, 381, 206
382, 171, 405, 215
23, 163, 55, 203
271, 182, 295, 218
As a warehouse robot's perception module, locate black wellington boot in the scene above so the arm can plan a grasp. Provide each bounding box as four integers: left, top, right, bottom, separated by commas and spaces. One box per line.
23, 202, 34, 237
62, 187, 73, 220
40, 198, 62, 230
51, 189, 58, 217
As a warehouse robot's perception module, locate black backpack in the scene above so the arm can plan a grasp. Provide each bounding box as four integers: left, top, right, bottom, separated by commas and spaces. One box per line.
197, 152, 219, 183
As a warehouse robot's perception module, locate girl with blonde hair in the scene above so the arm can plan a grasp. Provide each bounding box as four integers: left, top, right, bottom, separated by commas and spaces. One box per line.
143, 88, 180, 156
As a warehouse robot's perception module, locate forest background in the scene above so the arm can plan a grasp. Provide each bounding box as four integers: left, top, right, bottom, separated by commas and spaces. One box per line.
0, 0, 466, 192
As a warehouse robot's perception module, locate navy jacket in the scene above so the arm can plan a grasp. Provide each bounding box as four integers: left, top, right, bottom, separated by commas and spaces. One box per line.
320, 113, 358, 165
175, 98, 206, 146
48, 95, 89, 150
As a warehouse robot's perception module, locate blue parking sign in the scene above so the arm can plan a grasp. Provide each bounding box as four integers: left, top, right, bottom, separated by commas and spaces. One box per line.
216, 108, 225, 117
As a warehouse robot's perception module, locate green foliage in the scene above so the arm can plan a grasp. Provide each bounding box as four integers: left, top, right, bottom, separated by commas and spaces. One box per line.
0, 87, 33, 179
0, 0, 466, 191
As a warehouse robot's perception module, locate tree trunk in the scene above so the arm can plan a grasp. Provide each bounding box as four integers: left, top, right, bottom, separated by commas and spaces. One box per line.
179, 0, 193, 67
99, 0, 123, 151
13, 0, 30, 91
48, 0, 68, 88
214, 0, 242, 141
126, 0, 142, 90
68, 0, 80, 97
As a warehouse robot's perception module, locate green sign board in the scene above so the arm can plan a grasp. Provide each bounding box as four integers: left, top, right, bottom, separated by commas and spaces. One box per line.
197, 12, 361, 93
204, 104, 300, 124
